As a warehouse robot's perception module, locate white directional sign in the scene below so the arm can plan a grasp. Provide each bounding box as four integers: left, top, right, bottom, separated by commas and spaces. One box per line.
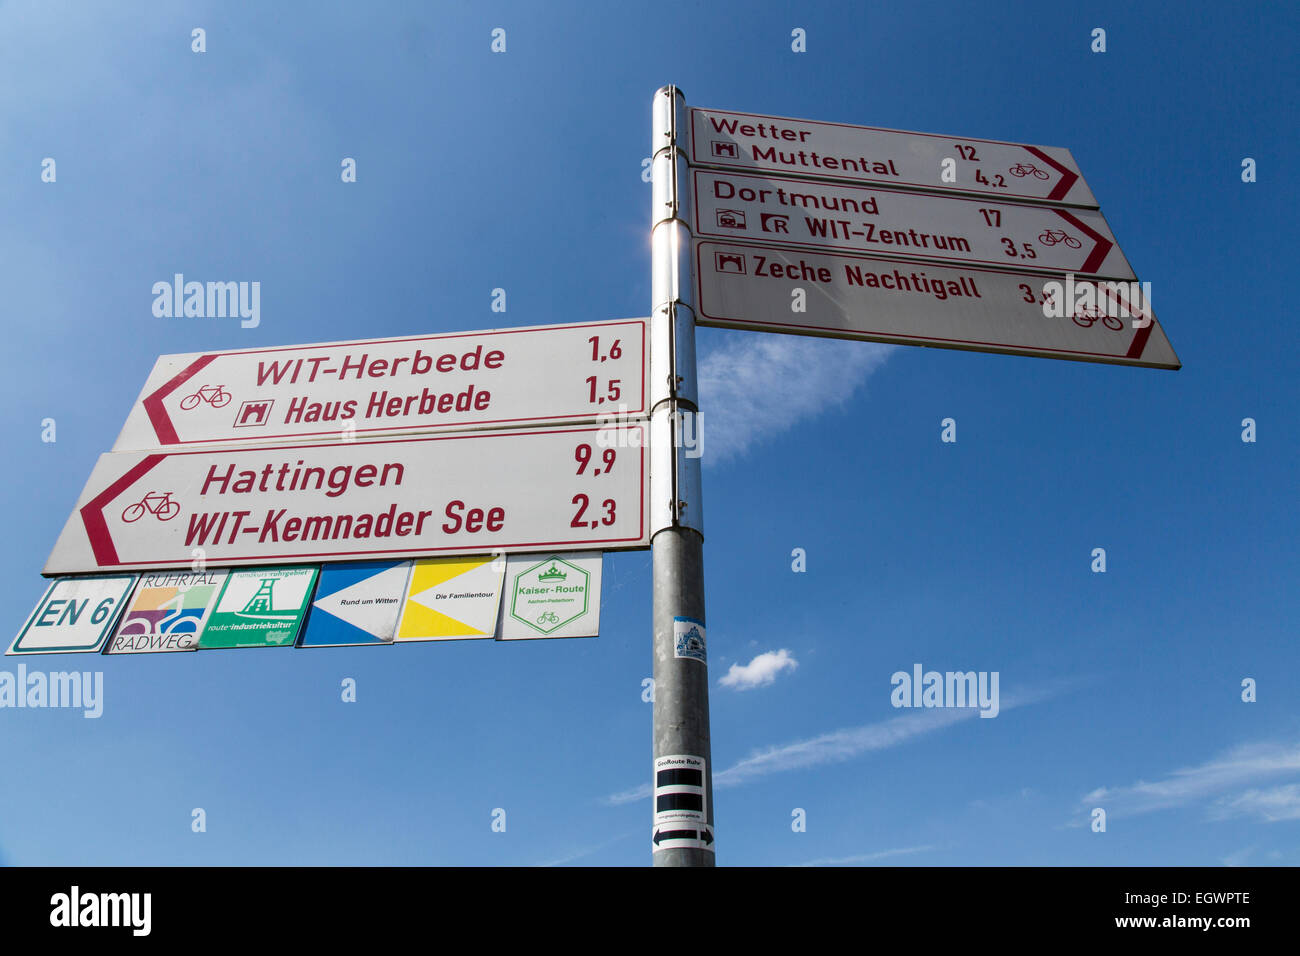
112, 319, 648, 451
44, 424, 650, 574
691, 106, 1097, 206
694, 170, 1134, 279
696, 240, 1180, 369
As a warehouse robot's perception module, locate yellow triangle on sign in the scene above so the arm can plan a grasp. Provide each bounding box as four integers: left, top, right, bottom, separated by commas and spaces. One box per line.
396, 557, 503, 641
397, 600, 486, 639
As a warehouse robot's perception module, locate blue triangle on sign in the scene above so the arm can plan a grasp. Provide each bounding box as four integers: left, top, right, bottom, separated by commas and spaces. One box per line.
298, 560, 412, 647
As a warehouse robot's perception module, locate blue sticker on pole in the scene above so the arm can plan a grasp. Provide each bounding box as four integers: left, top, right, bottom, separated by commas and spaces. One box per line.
673, 616, 707, 663
298, 561, 412, 647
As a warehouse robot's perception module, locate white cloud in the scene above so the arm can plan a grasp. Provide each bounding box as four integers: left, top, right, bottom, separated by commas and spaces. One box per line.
696, 332, 892, 464
1077, 740, 1300, 823
719, 649, 798, 691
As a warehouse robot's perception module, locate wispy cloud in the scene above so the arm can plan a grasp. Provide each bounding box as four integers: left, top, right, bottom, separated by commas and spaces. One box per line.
1212, 784, 1300, 823
1220, 845, 1256, 867
714, 707, 974, 788
604, 685, 1057, 805
797, 844, 937, 867
697, 333, 892, 463
719, 649, 798, 691
1077, 740, 1300, 824
530, 828, 640, 867
605, 781, 652, 806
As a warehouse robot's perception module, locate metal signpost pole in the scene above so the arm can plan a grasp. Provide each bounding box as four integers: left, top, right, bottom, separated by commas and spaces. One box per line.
650, 86, 714, 866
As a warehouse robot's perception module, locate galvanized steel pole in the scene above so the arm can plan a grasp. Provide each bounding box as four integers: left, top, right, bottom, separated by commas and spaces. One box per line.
649, 86, 714, 866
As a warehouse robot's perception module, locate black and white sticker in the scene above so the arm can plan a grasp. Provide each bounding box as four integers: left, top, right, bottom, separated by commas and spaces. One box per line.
652, 754, 713, 852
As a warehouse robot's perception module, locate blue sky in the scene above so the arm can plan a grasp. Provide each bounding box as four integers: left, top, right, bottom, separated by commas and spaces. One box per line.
1, 0, 1296, 866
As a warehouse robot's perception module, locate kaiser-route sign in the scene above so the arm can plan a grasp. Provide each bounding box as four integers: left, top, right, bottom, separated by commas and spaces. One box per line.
113, 319, 647, 451
690, 107, 1098, 207
45, 424, 649, 574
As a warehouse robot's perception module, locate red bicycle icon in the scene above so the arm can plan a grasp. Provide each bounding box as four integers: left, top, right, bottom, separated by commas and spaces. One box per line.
1009, 163, 1050, 180
1037, 229, 1082, 249
122, 491, 181, 522
179, 384, 231, 410
1072, 306, 1123, 331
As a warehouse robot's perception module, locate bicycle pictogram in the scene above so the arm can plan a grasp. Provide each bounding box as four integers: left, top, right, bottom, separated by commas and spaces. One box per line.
1037, 228, 1082, 249
537, 611, 560, 626
118, 593, 201, 636
122, 491, 181, 522
179, 384, 232, 410
1072, 306, 1123, 331
1009, 163, 1050, 180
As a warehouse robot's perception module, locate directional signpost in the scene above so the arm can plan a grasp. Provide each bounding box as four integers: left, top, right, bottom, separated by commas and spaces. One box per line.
10, 87, 1183, 871
44, 424, 649, 573
114, 319, 647, 450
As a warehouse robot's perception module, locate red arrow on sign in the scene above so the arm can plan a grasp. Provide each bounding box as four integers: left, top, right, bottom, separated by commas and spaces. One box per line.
79, 454, 167, 566
1022, 146, 1080, 203
141, 354, 218, 445
1051, 208, 1117, 276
